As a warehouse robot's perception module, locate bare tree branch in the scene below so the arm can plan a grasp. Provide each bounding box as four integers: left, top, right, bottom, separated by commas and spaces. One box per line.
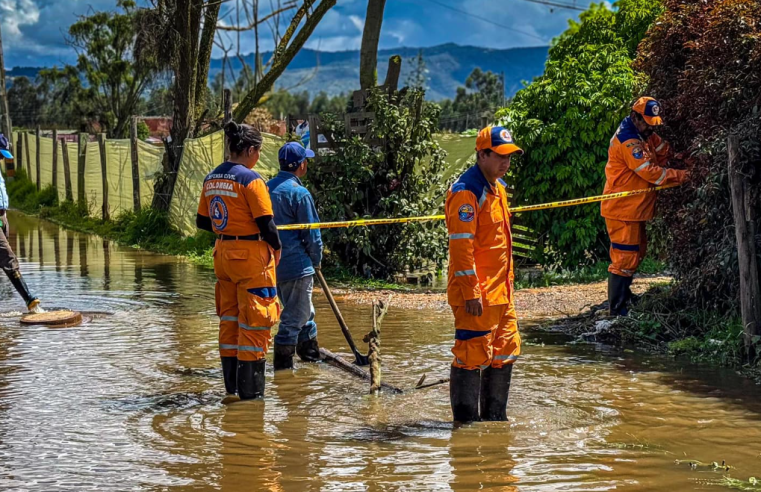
233, 0, 335, 122
216, 2, 296, 31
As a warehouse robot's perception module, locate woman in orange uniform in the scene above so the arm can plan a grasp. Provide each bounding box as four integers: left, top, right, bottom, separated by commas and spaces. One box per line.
197, 122, 282, 400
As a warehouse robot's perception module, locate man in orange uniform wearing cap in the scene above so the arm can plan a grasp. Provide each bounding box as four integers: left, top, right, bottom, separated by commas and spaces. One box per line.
602, 97, 688, 315
445, 125, 522, 423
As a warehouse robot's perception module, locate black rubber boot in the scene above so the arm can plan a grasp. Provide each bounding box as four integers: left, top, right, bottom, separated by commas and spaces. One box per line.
608, 273, 631, 316
450, 366, 481, 423
625, 276, 640, 306
273, 344, 296, 370
480, 365, 513, 421
5, 270, 39, 311
237, 359, 266, 400
296, 338, 322, 362
221, 356, 238, 395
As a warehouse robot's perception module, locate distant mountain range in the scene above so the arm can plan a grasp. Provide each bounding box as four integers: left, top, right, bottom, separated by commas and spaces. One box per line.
209, 43, 549, 101
8, 43, 549, 102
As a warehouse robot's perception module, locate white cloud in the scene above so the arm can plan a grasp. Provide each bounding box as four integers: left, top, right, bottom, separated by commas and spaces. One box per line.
0, 0, 40, 40
305, 35, 362, 52
348, 14, 364, 32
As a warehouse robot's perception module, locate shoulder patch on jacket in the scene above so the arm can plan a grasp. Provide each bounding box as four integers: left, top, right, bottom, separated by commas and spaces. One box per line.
458, 203, 475, 222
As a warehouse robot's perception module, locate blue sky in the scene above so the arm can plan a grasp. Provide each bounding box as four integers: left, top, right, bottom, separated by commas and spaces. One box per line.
0, 0, 596, 67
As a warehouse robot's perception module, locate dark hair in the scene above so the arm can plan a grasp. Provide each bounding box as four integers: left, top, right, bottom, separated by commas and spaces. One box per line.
224, 121, 263, 155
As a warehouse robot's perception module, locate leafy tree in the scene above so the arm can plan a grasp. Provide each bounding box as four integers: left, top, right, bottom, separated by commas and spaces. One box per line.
36, 65, 97, 131
143, 86, 174, 116
496, 0, 663, 267
138, 0, 336, 212
305, 89, 448, 277
7, 77, 43, 128
308, 91, 349, 114
406, 49, 427, 90
635, 0, 761, 312
453, 68, 504, 115
58, 0, 160, 137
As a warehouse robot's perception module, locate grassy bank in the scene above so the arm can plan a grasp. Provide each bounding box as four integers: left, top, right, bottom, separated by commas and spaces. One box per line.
552, 283, 759, 378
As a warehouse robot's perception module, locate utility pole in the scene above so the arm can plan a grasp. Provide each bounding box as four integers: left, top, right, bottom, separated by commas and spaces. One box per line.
0, 22, 12, 145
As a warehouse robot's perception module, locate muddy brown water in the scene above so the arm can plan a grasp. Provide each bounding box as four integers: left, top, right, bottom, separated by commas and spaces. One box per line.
1, 211, 761, 491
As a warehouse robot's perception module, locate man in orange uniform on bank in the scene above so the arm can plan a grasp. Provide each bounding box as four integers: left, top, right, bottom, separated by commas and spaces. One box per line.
602, 97, 688, 315
445, 125, 522, 423
197, 122, 282, 400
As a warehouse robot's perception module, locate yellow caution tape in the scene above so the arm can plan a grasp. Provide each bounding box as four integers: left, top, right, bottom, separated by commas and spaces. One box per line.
277, 184, 680, 231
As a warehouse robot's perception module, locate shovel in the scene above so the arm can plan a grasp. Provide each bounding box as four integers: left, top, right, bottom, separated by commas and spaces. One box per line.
314, 268, 370, 366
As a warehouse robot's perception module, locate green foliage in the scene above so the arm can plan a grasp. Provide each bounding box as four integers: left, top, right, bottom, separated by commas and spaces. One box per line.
635, 0, 761, 310
515, 257, 665, 289
7, 77, 43, 128
35, 0, 159, 136
136, 120, 150, 140
496, 0, 663, 267
305, 89, 448, 277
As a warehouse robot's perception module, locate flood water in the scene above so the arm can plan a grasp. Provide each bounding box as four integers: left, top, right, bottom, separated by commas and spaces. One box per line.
1, 211, 760, 491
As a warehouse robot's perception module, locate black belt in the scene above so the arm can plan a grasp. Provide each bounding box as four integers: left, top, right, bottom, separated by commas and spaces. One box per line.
218, 234, 261, 241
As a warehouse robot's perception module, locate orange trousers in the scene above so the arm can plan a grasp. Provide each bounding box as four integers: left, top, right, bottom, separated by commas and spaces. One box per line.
606, 219, 647, 277
451, 302, 521, 370
213, 239, 281, 361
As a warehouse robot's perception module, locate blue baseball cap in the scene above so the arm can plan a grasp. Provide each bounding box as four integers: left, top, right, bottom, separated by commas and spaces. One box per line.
0, 134, 12, 159
279, 141, 315, 171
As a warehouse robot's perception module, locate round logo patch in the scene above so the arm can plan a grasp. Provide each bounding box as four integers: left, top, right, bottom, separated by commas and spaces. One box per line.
210, 196, 229, 231
632, 146, 644, 159
499, 129, 513, 143
651, 104, 660, 116
458, 204, 475, 222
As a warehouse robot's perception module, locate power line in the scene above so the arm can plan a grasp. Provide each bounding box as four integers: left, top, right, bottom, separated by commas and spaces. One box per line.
518, 0, 586, 12
416, 0, 546, 42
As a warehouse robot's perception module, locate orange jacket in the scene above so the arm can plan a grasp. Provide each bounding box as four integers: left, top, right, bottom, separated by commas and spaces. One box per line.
446, 165, 514, 307
601, 116, 687, 221
197, 162, 273, 236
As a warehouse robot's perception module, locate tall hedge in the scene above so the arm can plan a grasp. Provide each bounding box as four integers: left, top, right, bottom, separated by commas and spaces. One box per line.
635, 0, 761, 310
496, 0, 663, 267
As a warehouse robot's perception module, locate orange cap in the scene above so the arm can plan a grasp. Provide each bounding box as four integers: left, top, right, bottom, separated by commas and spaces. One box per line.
476, 126, 523, 155
632, 97, 663, 126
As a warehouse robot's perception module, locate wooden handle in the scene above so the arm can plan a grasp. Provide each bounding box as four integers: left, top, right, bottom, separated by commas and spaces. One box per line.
315, 269, 363, 357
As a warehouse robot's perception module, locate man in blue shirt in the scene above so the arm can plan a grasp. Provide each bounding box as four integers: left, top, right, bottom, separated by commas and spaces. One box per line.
268, 142, 323, 370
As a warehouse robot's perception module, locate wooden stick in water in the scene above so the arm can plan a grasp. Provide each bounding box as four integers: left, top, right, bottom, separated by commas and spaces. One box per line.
319, 347, 403, 394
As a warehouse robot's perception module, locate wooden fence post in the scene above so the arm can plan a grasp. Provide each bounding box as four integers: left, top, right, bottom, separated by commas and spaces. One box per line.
728, 134, 761, 361
51, 129, 58, 191
130, 117, 141, 212
15, 132, 22, 176
61, 138, 73, 202
23, 132, 30, 178
77, 133, 87, 205
98, 133, 109, 221
35, 126, 41, 191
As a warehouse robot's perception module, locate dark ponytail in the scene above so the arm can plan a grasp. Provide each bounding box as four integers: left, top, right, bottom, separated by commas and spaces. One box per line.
224, 121, 263, 155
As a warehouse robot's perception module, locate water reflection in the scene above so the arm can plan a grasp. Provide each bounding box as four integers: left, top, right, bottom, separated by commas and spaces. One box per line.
0, 211, 760, 490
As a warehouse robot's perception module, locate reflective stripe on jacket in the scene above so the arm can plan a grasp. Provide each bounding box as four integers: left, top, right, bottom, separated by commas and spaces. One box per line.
601, 116, 687, 222
445, 164, 513, 307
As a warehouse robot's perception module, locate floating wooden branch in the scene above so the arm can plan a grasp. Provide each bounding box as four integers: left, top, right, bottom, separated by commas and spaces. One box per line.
319, 347, 403, 394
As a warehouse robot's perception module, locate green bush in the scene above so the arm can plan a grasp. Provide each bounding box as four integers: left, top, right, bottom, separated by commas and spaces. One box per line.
496, 0, 663, 267
305, 88, 449, 278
